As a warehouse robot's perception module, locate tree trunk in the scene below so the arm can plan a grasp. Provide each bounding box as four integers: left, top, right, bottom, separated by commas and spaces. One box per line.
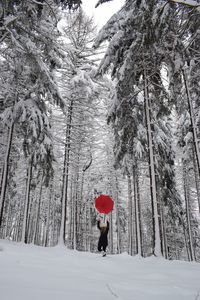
133, 167, 138, 255
106, 168, 114, 253
109, 211, 114, 254
73, 193, 77, 250
5, 199, 12, 239
84, 200, 88, 251
127, 171, 134, 256
160, 196, 168, 259
0, 121, 14, 229
27, 188, 35, 243
143, 67, 162, 257
59, 98, 74, 244
45, 182, 52, 247
73, 144, 82, 250
33, 178, 43, 245
88, 201, 92, 252
133, 164, 143, 256
115, 176, 121, 254
192, 146, 200, 213
21, 157, 33, 244
69, 176, 73, 248
73, 172, 79, 250
183, 162, 195, 261
182, 216, 191, 261
51, 190, 56, 246
16, 204, 23, 242
182, 68, 200, 178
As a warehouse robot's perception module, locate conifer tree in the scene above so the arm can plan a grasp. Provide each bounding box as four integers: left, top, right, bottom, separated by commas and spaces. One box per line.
94, 0, 183, 257
0, 1, 65, 239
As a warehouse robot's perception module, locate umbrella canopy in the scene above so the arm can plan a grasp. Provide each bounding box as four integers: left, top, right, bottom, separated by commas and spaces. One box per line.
95, 195, 114, 214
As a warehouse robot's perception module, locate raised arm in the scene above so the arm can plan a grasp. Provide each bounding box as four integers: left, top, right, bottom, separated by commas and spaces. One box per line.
97, 220, 100, 230
106, 221, 109, 232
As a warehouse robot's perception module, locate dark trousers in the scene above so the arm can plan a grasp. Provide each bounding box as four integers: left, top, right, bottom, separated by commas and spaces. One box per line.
98, 244, 107, 252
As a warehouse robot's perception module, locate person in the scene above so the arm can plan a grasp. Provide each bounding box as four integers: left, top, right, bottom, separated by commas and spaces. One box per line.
97, 220, 109, 256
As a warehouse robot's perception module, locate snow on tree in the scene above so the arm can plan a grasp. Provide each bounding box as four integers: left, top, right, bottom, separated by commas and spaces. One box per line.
94, 0, 191, 257
0, 2, 65, 241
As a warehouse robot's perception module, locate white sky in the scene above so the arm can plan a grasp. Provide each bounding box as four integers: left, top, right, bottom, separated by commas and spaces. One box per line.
81, 0, 125, 28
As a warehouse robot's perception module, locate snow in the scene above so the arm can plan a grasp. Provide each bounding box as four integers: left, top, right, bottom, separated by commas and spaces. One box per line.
172, 0, 200, 10
0, 240, 200, 300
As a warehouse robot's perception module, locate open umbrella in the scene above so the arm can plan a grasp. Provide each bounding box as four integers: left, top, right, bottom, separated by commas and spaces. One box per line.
95, 194, 114, 214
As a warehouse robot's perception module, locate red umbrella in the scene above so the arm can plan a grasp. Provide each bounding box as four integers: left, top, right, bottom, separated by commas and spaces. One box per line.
95, 195, 114, 214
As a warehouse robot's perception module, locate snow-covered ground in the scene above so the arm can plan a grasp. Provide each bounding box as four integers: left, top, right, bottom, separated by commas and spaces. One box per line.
0, 240, 200, 300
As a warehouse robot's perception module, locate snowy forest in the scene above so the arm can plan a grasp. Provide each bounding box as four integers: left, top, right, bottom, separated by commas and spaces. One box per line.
0, 0, 200, 263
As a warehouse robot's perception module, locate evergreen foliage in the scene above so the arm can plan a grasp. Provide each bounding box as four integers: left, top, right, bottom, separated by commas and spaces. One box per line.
0, 0, 199, 261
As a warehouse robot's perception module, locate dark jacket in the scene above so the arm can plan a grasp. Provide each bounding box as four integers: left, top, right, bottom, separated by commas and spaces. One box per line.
97, 221, 109, 249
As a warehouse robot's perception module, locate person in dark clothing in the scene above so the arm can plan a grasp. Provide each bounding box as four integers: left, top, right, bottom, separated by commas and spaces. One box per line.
97, 220, 109, 256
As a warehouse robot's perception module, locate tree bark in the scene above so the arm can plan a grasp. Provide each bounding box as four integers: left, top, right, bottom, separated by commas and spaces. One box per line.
143, 67, 162, 257
160, 195, 168, 259
45, 181, 53, 247
59, 98, 74, 244
0, 121, 14, 229
21, 157, 33, 244
192, 146, 200, 213
33, 177, 43, 245
182, 68, 200, 178
115, 176, 121, 254
133, 164, 143, 256
183, 161, 195, 261
127, 171, 134, 255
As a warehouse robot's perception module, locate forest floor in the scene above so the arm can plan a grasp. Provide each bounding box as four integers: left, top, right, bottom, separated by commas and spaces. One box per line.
0, 239, 200, 300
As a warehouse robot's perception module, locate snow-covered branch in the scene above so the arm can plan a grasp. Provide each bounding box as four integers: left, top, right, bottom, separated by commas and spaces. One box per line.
171, 0, 200, 9
95, 0, 114, 8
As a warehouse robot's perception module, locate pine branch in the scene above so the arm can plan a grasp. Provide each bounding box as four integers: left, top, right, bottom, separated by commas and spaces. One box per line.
170, 0, 200, 10
95, 0, 114, 8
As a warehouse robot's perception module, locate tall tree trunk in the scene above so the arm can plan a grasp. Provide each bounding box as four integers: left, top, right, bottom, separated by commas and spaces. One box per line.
13, 208, 21, 242
108, 172, 114, 254
133, 167, 138, 255
133, 164, 143, 256
45, 182, 52, 247
143, 67, 162, 257
0, 121, 14, 229
5, 199, 12, 239
69, 176, 73, 248
16, 204, 24, 242
182, 68, 200, 178
33, 178, 43, 245
115, 176, 121, 254
160, 196, 168, 259
21, 157, 33, 244
136, 166, 143, 256
127, 171, 134, 256
72, 144, 82, 250
73, 193, 77, 250
73, 171, 79, 250
87, 201, 92, 252
182, 216, 191, 261
81, 155, 92, 251
27, 188, 35, 243
51, 190, 56, 246
84, 200, 88, 251
59, 98, 73, 244
109, 211, 114, 254
192, 146, 200, 213
183, 161, 195, 261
